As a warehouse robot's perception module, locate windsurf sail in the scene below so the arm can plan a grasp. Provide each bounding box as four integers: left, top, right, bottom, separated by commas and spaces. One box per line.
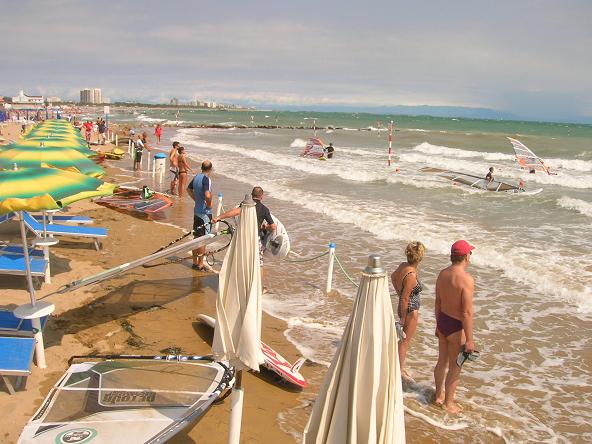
301, 138, 326, 159
507, 137, 552, 174
421, 167, 524, 193
95, 187, 173, 214
19, 355, 234, 444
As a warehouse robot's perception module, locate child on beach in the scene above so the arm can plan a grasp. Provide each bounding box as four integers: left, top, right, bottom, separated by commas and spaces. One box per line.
391, 241, 426, 379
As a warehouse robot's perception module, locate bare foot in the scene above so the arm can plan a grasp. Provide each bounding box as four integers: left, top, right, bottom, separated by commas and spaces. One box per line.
443, 402, 463, 414
433, 396, 445, 407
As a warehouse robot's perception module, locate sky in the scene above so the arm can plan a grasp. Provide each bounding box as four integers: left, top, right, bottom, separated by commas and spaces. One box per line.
2, 0, 592, 122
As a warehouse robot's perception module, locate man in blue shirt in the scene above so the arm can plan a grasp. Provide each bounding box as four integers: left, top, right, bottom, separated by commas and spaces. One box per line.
188, 160, 215, 272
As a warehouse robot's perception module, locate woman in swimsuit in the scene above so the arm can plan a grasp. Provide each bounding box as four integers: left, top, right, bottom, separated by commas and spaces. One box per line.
176, 146, 193, 198
391, 241, 426, 378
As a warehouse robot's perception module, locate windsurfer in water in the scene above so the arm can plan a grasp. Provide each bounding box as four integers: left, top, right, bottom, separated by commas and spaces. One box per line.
485, 167, 494, 187
325, 142, 335, 159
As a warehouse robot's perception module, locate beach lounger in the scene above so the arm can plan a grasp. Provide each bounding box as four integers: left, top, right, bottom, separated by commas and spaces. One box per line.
0, 245, 51, 283
0, 310, 48, 337
31, 214, 93, 225
22, 212, 107, 251
0, 336, 36, 394
0, 254, 47, 277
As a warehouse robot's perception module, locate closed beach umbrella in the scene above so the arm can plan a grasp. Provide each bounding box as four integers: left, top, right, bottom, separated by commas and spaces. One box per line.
303, 254, 406, 444
212, 194, 264, 444
0, 146, 104, 177
0, 167, 116, 368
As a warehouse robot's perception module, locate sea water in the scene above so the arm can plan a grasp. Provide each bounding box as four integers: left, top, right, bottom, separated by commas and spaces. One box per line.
117, 109, 592, 443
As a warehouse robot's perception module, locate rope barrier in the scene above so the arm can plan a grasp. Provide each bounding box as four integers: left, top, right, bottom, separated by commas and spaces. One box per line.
286, 250, 329, 263
333, 253, 359, 288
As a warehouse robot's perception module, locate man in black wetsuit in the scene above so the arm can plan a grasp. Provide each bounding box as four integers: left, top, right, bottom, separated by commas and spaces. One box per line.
212, 186, 277, 261
326, 143, 335, 159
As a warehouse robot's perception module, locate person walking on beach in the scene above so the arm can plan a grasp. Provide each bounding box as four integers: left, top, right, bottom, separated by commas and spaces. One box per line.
97, 118, 106, 145
213, 186, 276, 265
433, 240, 476, 414
154, 124, 163, 144
83, 120, 93, 145
177, 146, 193, 198
391, 241, 426, 379
133, 132, 151, 171
168, 141, 180, 195
188, 160, 215, 272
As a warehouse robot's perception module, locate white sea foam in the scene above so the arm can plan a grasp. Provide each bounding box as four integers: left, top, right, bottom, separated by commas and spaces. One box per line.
557, 196, 592, 218
413, 142, 514, 161
290, 138, 307, 148
136, 115, 167, 123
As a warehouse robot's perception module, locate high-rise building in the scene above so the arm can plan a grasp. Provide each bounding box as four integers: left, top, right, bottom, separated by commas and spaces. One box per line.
93, 88, 102, 104
80, 88, 102, 104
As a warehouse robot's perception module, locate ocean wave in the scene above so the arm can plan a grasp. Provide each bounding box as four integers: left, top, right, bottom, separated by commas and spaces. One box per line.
413, 142, 514, 161
557, 197, 592, 218
136, 115, 167, 123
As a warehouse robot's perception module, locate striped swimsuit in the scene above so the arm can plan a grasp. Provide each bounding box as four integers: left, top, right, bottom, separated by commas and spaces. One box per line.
397, 271, 423, 317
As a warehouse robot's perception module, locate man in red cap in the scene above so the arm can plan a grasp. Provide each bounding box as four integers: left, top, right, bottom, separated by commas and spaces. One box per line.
433, 239, 476, 414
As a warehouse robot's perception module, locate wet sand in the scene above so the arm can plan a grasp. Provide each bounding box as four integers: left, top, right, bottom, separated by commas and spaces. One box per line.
0, 122, 303, 443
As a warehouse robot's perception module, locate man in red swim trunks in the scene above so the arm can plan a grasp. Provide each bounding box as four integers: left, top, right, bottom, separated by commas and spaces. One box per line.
433, 240, 476, 414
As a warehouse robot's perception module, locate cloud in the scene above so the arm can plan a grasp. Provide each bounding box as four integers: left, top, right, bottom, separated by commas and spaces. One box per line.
1, 0, 591, 121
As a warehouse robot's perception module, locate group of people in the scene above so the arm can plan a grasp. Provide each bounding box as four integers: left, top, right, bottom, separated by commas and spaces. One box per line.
392, 239, 476, 414
167, 141, 192, 196
182, 157, 276, 272
79, 118, 107, 145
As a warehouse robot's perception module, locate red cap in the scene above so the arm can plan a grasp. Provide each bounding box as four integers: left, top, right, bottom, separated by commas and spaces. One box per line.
451, 240, 475, 256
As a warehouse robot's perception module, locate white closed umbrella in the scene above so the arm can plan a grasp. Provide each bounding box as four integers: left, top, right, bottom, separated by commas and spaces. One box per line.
303, 254, 406, 444
212, 194, 264, 444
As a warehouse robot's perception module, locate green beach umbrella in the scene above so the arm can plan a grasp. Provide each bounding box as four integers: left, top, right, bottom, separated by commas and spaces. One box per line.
0, 166, 115, 367
0, 167, 115, 214
0, 146, 105, 178
6, 140, 95, 155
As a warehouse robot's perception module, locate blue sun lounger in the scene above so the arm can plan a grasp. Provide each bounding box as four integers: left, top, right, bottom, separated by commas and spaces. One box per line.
0, 310, 49, 336
0, 254, 48, 277
0, 336, 36, 394
31, 213, 93, 225
22, 212, 107, 251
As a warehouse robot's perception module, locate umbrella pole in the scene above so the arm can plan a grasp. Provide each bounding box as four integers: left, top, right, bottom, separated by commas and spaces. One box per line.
18, 212, 37, 306
228, 370, 244, 444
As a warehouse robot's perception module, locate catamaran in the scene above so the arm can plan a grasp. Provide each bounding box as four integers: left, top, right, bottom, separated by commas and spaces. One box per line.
507, 137, 555, 175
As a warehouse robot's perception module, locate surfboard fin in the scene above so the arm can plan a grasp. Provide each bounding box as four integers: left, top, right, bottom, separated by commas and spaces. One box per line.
291, 357, 306, 373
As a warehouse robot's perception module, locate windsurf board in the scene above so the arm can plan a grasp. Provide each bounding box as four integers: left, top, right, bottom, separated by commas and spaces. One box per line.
197, 314, 307, 388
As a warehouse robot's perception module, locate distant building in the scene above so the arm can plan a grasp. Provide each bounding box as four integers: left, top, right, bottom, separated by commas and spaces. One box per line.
170, 98, 179, 106
80, 88, 102, 104
12, 90, 44, 105
47, 96, 62, 103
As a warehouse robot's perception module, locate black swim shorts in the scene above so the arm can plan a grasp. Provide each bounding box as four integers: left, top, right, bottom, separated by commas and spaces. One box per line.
193, 214, 212, 238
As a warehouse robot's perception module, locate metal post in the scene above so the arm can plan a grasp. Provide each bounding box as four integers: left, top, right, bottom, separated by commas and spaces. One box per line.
388, 120, 393, 167
115, 134, 118, 146
213, 192, 223, 232
228, 370, 244, 444
147, 152, 151, 172
326, 242, 336, 293
152, 156, 156, 177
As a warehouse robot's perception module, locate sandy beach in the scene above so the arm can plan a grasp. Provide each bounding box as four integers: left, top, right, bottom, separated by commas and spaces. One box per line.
0, 122, 306, 444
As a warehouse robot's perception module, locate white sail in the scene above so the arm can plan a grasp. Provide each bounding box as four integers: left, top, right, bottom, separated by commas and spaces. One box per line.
19, 356, 234, 444
507, 137, 551, 174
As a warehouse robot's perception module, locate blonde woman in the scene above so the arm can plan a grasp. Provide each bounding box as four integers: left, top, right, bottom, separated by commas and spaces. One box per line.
391, 241, 426, 378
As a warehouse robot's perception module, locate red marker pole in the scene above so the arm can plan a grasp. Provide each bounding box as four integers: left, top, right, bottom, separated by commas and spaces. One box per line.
388, 120, 393, 166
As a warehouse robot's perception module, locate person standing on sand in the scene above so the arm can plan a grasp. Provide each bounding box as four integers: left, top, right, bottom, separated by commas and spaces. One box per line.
97, 118, 106, 145
188, 160, 216, 272
433, 239, 476, 414
133, 132, 151, 171
168, 141, 180, 195
154, 124, 163, 144
391, 241, 426, 379
176, 146, 193, 198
